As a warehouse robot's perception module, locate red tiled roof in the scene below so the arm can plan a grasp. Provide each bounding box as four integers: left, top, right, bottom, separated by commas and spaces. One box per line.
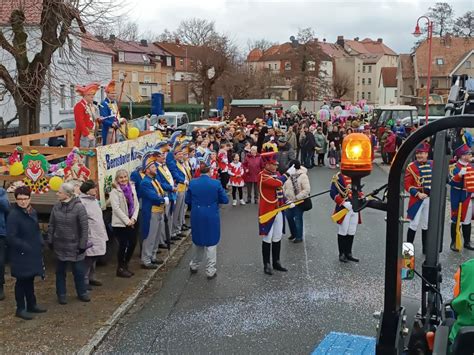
345, 38, 397, 56
250, 42, 331, 62
154, 42, 190, 57
415, 36, 474, 77
318, 42, 349, 59
247, 48, 263, 62
399, 54, 415, 79
0, 0, 42, 25
380, 67, 398, 87
81, 33, 114, 55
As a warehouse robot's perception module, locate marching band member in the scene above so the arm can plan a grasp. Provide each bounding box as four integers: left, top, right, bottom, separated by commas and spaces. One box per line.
258, 152, 294, 275
99, 80, 126, 145
404, 142, 432, 253
449, 144, 474, 252
330, 171, 361, 263
74, 83, 100, 148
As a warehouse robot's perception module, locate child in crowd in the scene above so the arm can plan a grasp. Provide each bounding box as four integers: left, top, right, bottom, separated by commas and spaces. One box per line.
209, 151, 219, 179
328, 141, 338, 169
228, 153, 245, 206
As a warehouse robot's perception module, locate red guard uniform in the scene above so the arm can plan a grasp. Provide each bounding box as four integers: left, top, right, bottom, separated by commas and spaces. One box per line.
74, 83, 99, 147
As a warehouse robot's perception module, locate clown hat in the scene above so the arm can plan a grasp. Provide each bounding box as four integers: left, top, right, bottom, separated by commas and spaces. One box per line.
415, 142, 430, 153
154, 140, 170, 155
75, 83, 100, 96
261, 151, 278, 165
142, 151, 159, 171
455, 143, 472, 158
105, 80, 116, 94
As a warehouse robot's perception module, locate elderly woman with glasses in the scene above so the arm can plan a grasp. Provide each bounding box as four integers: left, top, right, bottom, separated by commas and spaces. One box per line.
7, 186, 46, 320
48, 182, 90, 305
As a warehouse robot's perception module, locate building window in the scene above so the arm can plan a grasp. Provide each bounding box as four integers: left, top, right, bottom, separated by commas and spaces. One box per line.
119, 71, 125, 81
69, 85, 75, 108
60, 85, 65, 110
395, 89, 398, 97
132, 71, 138, 82
466, 61, 472, 69
357, 91, 360, 100
140, 86, 148, 97
142, 55, 150, 64
268, 63, 271, 69
118, 51, 124, 62
367, 92, 371, 100
180, 58, 184, 66
358, 64, 361, 72
274, 63, 277, 69
436, 58, 444, 65
144, 75, 151, 83
285, 62, 291, 71
144, 66, 151, 72
431, 79, 439, 88
307, 61, 316, 71
368, 65, 372, 73
368, 78, 372, 85
362, 78, 365, 85
362, 92, 365, 99
357, 76, 360, 85
166, 56, 172, 66
181, 74, 185, 81
362, 65, 366, 73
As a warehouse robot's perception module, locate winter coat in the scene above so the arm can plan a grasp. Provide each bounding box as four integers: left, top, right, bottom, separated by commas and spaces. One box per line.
0, 188, 9, 237
242, 153, 264, 183
79, 194, 108, 257
327, 132, 342, 150
283, 167, 311, 201
301, 131, 317, 151
7, 205, 44, 279
277, 143, 296, 174
313, 132, 328, 154
48, 197, 89, 262
109, 185, 140, 228
383, 133, 397, 153
185, 175, 229, 246
286, 131, 298, 151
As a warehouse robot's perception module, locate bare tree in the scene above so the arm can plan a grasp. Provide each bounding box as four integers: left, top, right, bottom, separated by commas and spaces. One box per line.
453, 11, 474, 37
155, 29, 175, 43
90, 17, 140, 41
175, 18, 217, 47
247, 38, 276, 53
427, 2, 455, 36
332, 72, 353, 99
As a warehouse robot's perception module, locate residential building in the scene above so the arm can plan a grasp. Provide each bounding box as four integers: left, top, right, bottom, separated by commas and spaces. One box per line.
0, 1, 113, 129
103, 38, 173, 104
397, 36, 474, 104
333, 36, 398, 104
378, 67, 398, 105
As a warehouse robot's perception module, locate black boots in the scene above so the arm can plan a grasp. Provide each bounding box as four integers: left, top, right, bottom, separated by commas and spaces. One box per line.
407, 228, 416, 244
337, 235, 347, 263
0, 285, 4, 301
262, 242, 272, 275
463, 224, 474, 250
451, 223, 459, 252
345, 235, 359, 262
272, 241, 288, 271
421, 229, 428, 254
338, 235, 358, 262
262, 241, 287, 275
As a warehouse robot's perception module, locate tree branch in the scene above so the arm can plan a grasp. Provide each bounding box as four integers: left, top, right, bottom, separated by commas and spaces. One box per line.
0, 63, 17, 97
0, 31, 20, 61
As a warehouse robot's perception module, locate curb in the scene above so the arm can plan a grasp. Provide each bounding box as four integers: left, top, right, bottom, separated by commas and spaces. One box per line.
77, 233, 190, 355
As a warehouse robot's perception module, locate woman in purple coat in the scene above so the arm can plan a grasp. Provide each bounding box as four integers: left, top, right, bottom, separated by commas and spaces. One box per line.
242, 146, 264, 204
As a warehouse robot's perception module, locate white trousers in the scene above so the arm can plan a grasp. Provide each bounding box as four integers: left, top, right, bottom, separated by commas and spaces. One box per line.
409, 198, 430, 231
262, 212, 284, 243
172, 192, 186, 236
338, 210, 358, 236
141, 212, 164, 265
463, 199, 473, 225
189, 244, 217, 277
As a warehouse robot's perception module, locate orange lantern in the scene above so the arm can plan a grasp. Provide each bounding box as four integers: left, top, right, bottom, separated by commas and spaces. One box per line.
341, 133, 372, 178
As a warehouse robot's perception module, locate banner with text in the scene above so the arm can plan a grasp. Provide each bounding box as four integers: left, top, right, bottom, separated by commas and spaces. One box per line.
96, 132, 161, 207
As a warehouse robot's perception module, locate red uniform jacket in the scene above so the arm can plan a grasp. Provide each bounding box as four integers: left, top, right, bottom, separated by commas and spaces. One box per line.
258, 169, 286, 236
74, 99, 94, 146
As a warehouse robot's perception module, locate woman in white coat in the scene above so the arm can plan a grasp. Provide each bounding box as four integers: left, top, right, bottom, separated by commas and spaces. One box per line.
283, 160, 311, 243
109, 169, 139, 278
78, 180, 109, 289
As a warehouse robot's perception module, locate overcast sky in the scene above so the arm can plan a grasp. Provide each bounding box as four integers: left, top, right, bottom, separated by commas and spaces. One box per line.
128, 0, 472, 54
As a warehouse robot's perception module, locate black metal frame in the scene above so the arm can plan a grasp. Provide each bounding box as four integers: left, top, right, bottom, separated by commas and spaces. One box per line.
373, 114, 474, 354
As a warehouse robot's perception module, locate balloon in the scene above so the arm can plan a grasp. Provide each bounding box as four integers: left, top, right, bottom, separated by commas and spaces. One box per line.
128, 127, 140, 139
289, 105, 299, 114
49, 176, 63, 191
363, 104, 370, 113
317, 109, 330, 122
321, 104, 330, 110
334, 106, 343, 116
9, 162, 24, 176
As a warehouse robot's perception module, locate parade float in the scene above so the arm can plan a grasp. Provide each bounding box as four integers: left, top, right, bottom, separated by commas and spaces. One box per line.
0, 127, 162, 218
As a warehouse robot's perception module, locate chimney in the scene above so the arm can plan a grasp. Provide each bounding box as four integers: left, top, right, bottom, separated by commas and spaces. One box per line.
323, 38, 326, 43
354, 37, 359, 41
175, 38, 180, 45
96, 35, 104, 41
140, 39, 148, 46
377, 38, 383, 43
109, 34, 116, 41
336, 35, 344, 47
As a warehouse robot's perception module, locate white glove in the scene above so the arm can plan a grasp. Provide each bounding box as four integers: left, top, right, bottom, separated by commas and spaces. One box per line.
184, 179, 189, 185
289, 202, 296, 209
342, 201, 353, 211
286, 166, 296, 176
164, 197, 170, 206
459, 167, 468, 176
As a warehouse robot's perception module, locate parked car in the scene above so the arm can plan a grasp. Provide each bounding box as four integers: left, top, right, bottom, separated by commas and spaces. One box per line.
156, 112, 189, 129
177, 120, 227, 136
48, 118, 76, 147
371, 105, 418, 139
200, 109, 220, 120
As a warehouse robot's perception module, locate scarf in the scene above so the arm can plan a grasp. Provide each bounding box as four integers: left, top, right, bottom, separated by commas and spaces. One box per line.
120, 183, 135, 218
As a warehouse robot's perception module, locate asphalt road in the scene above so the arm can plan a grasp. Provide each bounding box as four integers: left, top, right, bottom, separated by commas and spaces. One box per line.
97, 164, 472, 354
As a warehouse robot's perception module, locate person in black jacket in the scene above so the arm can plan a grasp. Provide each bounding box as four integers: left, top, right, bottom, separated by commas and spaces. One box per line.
300, 126, 317, 169
7, 186, 46, 320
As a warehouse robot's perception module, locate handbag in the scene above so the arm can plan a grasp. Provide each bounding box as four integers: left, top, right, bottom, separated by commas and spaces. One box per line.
290, 176, 312, 211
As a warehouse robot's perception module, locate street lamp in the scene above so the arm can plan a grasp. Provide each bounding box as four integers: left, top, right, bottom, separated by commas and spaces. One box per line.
412, 16, 434, 125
